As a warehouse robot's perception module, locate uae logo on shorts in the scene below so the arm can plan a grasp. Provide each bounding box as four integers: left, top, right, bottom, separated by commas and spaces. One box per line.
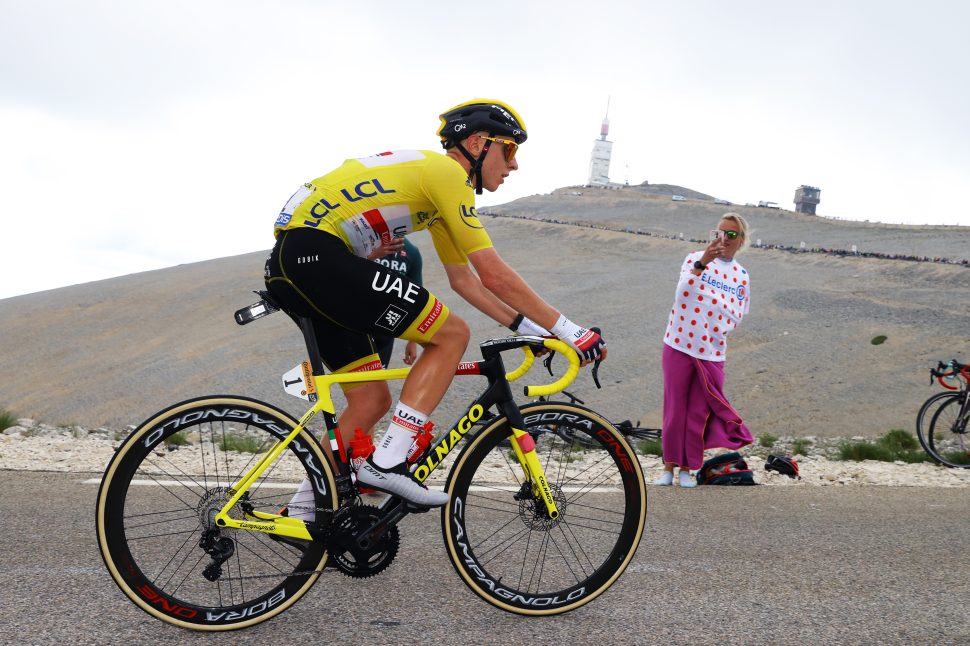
376, 304, 407, 332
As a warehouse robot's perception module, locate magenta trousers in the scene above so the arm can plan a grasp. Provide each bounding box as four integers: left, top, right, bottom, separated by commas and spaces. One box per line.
661, 344, 754, 470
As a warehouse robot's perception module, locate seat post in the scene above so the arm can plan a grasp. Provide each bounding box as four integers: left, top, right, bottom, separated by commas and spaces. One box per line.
294, 315, 342, 437
296, 316, 327, 377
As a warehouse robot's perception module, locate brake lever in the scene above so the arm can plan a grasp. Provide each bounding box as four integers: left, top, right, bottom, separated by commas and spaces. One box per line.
543, 351, 555, 376
589, 326, 604, 389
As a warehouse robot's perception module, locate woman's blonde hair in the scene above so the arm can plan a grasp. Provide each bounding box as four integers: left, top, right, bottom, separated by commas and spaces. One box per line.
720, 212, 751, 253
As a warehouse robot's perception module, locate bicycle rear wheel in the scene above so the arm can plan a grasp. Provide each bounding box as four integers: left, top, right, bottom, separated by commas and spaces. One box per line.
442, 401, 647, 615
96, 396, 337, 630
925, 393, 970, 468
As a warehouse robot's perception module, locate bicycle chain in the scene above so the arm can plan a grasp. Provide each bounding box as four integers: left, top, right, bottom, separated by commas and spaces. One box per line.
224, 502, 400, 580
208, 503, 337, 581
224, 567, 328, 580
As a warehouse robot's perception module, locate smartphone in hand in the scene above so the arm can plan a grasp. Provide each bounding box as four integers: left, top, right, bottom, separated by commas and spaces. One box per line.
709, 229, 723, 242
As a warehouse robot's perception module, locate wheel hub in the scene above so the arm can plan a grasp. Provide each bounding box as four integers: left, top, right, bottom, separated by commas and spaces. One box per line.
516, 482, 567, 531
197, 486, 243, 527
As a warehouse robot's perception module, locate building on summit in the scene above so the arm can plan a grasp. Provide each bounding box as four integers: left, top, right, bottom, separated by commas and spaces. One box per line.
587, 102, 613, 187
794, 185, 821, 214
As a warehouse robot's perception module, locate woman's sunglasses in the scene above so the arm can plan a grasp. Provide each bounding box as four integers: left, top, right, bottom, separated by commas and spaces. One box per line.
479, 135, 519, 162
720, 230, 740, 240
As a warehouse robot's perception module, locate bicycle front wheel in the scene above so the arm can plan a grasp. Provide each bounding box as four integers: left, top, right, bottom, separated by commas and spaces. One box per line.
916, 391, 957, 453
925, 393, 970, 468
96, 396, 338, 631
442, 401, 647, 615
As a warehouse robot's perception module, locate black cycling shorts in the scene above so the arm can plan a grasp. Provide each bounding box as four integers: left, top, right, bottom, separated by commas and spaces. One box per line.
265, 228, 449, 374
374, 335, 395, 369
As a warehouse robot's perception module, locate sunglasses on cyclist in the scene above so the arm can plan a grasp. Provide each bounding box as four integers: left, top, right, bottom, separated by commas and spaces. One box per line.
479, 135, 519, 163
720, 229, 740, 240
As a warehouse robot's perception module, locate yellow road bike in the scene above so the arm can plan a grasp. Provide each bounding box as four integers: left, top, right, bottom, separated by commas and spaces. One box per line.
95, 292, 647, 630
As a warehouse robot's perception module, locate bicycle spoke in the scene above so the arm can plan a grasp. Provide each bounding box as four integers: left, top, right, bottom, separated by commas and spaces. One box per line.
97, 397, 335, 629
925, 393, 970, 467
444, 402, 645, 615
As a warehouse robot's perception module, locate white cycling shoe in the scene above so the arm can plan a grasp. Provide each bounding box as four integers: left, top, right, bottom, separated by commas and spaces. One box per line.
355, 456, 449, 508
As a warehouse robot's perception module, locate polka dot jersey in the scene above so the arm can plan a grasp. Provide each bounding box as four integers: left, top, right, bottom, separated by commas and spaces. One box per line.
663, 252, 751, 361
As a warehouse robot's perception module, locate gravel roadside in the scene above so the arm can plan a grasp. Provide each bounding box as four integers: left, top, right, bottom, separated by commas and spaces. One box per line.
5, 419, 970, 488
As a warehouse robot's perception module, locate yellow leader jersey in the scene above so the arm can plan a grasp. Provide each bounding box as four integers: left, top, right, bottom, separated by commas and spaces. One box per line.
274, 150, 493, 265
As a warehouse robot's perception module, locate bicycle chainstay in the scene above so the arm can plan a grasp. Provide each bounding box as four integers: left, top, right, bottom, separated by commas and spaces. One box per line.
228, 499, 401, 580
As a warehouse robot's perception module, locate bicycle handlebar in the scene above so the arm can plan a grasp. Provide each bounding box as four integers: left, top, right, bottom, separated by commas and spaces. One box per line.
930, 359, 969, 389
530, 338, 581, 397
505, 338, 581, 398
537, 327, 603, 389
504, 346, 536, 382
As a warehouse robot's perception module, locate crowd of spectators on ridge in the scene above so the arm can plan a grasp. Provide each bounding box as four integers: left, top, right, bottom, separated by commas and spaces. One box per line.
481, 212, 970, 268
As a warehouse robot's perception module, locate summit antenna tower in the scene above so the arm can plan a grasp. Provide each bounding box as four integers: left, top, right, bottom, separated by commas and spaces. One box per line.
587, 98, 613, 187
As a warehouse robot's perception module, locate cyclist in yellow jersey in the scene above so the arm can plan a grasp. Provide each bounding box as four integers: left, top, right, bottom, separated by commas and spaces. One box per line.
265, 99, 607, 508
274, 150, 493, 265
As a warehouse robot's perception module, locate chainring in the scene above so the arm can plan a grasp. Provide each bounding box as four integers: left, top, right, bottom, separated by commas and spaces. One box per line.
328, 504, 400, 578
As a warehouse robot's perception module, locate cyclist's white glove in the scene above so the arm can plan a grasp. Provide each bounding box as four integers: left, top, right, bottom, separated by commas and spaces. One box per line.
509, 313, 550, 337
550, 315, 606, 362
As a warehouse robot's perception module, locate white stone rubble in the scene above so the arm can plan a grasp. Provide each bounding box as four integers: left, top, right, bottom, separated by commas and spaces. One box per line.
2, 419, 970, 487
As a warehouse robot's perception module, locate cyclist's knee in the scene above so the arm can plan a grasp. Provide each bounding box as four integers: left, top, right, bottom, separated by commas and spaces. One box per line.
345, 382, 392, 424
430, 314, 470, 350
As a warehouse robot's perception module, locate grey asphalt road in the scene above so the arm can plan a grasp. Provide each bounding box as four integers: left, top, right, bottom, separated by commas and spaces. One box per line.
2, 470, 968, 645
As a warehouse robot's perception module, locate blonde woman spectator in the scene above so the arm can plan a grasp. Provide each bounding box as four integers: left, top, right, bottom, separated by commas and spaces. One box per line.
655, 213, 755, 487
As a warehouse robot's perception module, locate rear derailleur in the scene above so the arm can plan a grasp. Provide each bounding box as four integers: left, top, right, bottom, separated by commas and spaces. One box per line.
199, 528, 235, 582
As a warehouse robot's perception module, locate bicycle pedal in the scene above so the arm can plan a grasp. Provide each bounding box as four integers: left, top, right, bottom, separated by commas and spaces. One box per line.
400, 495, 435, 513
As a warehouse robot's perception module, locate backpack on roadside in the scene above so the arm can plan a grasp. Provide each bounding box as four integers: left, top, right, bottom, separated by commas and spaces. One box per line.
696, 451, 757, 486
765, 454, 801, 479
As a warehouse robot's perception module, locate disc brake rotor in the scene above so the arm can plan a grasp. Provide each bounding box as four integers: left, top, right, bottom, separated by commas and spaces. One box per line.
517, 483, 567, 531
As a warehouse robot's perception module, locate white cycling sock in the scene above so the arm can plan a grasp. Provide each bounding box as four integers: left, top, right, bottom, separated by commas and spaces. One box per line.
286, 478, 315, 521
373, 402, 428, 469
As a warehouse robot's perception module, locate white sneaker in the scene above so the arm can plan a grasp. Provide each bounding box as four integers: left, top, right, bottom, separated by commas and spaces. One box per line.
653, 471, 673, 486
679, 470, 697, 488
355, 456, 449, 508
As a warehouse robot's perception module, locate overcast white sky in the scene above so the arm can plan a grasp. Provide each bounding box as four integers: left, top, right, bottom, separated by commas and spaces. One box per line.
2, 0, 968, 298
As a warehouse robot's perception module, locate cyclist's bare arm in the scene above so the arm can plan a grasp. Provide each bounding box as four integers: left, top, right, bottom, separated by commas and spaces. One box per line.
468, 247, 608, 364
465, 248, 560, 330
444, 261, 521, 328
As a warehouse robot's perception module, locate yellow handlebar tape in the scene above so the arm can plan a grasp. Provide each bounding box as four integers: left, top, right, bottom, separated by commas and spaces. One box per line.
504, 346, 535, 382
521, 338, 581, 398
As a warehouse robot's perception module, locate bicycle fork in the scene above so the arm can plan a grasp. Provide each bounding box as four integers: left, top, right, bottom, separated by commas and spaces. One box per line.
505, 412, 560, 520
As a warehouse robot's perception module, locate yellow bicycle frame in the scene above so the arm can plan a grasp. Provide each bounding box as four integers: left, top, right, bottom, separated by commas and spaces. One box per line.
212, 338, 580, 537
